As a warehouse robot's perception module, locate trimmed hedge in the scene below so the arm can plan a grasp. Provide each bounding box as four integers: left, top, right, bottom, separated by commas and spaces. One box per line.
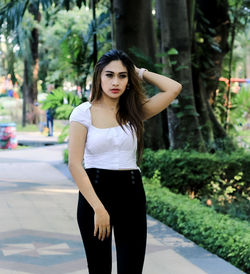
143, 178, 250, 273
140, 148, 250, 198
64, 148, 68, 164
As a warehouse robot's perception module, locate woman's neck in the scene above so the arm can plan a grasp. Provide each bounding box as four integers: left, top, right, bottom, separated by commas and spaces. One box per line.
93, 96, 119, 111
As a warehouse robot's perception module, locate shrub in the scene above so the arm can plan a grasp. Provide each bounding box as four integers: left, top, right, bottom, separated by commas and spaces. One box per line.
64, 148, 68, 164
140, 148, 250, 200
42, 88, 87, 142
143, 177, 250, 273
42, 88, 85, 119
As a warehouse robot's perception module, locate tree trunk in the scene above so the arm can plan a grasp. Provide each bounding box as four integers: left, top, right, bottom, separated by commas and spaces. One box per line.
27, 3, 41, 124
194, 73, 214, 146
113, 0, 164, 149
195, 0, 230, 105
109, 0, 116, 49
113, 0, 156, 60
194, 0, 231, 146
157, 0, 206, 151
22, 59, 29, 127
92, 0, 97, 65
225, 2, 240, 132
155, 1, 171, 149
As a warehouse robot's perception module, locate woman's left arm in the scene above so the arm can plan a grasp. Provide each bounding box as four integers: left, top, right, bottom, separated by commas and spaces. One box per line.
136, 68, 182, 120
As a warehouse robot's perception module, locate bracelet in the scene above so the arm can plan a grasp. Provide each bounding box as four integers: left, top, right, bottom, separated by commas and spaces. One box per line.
138, 68, 148, 80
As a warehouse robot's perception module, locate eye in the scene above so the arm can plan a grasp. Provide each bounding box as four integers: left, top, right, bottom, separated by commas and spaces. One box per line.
106, 73, 113, 78
120, 74, 127, 78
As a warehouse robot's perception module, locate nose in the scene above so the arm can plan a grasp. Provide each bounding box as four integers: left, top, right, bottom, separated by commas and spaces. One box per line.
112, 76, 119, 86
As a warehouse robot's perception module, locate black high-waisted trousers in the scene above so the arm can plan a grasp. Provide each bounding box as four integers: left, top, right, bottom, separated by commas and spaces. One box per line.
77, 168, 147, 274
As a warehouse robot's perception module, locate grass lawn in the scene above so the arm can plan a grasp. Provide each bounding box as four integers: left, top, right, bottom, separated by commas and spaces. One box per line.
16, 120, 67, 133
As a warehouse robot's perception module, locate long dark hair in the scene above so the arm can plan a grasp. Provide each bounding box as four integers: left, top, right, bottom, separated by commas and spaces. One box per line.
90, 49, 147, 163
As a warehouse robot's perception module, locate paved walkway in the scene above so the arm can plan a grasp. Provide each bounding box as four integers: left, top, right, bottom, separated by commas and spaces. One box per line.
0, 136, 245, 273
16, 131, 59, 147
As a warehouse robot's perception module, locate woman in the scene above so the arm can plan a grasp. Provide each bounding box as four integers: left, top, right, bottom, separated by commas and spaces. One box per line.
68, 49, 182, 274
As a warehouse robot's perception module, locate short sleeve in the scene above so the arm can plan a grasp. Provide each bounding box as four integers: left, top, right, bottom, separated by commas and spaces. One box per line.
69, 102, 91, 129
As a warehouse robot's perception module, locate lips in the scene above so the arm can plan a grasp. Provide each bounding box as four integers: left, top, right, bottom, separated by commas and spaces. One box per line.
111, 89, 120, 93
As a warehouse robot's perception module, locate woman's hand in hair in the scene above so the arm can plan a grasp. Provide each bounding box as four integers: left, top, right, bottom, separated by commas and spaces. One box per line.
94, 206, 111, 241
134, 66, 140, 74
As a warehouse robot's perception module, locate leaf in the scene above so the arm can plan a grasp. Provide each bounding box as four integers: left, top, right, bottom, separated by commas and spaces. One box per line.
0, 0, 29, 31
56, 104, 74, 119
40, 0, 53, 10
208, 27, 216, 35
167, 48, 179, 55
210, 43, 222, 53
58, 124, 69, 143
176, 112, 185, 118
156, 52, 168, 58
184, 105, 194, 110
155, 63, 165, 69
170, 60, 177, 65
171, 103, 180, 108
175, 65, 188, 71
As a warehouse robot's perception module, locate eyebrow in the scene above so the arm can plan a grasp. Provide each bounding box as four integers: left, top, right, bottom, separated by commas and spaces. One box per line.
104, 70, 128, 74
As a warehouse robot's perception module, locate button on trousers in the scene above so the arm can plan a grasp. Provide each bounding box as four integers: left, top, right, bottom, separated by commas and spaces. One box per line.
77, 168, 147, 274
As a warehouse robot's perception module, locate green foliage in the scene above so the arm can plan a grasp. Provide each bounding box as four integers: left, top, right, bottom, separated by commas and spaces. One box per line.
0, 0, 29, 31
0, 2, 111, 93
129, 47, 156, 72
58, 124, 69, 143
140, 148, 250, 220
42, 88, 86, 142
192, 5, 220, 80
42, 88, 84, 119
150, 169, 161, 187
58, 9, 111, 89
213, 82, 228, 125
230, 86, 250, 132
129, 47, 183, 99
64, 148, 69, 164
144, 178, 250, 273
167, 48, 179, 55
214, 84, 250, 145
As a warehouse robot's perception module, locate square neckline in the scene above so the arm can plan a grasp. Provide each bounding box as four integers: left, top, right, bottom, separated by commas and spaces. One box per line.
88, 102, 127, 130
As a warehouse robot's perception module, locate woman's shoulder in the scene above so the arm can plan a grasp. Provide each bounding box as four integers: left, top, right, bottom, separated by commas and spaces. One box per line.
75, 101, 91, 111
69, 101, 91, 128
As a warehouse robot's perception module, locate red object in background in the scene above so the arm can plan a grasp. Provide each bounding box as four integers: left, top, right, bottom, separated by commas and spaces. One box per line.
0, 123, 18, 149
219, 77, 249, 86
230, 78, 247, 83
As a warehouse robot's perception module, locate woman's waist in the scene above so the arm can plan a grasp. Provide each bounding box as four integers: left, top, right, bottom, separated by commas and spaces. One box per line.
85, 167, 141, 182
85, 149, 136, 156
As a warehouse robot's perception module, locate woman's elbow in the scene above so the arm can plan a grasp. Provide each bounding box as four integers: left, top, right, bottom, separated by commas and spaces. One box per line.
176, 83, 182, 94
68, 161, 79, 173
68, 162, 74, 173
169, 83, 182, 98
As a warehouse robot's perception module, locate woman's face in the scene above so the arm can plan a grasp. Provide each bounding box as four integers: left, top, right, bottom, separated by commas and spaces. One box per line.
100, 60, 129, 99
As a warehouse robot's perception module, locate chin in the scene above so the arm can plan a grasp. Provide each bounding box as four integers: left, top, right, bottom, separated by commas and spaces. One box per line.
108, 92, 122, 97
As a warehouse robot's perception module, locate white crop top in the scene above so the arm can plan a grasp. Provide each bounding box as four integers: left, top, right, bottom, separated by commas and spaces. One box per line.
69, 102, 139, 170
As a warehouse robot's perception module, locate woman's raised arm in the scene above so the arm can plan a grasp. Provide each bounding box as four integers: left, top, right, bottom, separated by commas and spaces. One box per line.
136, 68, 182, 120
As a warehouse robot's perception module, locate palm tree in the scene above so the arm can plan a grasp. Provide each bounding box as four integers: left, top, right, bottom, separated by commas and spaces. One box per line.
0, 0, 88, 124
